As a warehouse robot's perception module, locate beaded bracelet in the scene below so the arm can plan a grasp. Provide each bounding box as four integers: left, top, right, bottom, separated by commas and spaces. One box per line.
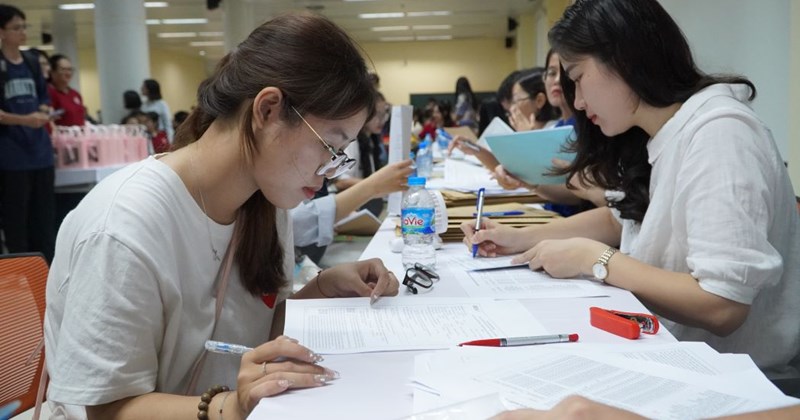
315, 269, 334, 298
197, 384, 229, 420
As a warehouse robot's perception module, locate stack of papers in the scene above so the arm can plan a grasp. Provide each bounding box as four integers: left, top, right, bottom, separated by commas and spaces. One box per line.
439, 202, 558, 242
410, 343, 798, 419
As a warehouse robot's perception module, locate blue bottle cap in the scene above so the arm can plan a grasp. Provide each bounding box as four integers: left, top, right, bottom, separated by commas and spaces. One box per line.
408, 176, 426, 186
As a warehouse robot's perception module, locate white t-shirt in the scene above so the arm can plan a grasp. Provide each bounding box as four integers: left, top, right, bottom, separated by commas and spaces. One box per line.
615, 84, 800, 374
44, 156, 294, 417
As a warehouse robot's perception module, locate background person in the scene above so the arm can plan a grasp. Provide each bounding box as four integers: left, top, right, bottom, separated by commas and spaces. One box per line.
47, 54, 86, 127
141, 78, 173, 143
0, 4, 55, 262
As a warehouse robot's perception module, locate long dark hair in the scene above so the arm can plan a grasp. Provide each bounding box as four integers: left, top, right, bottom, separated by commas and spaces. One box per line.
123, 90, 142, 110
455, 76, 477, 111
174, 12, 375, 296
549, 0, 755, 222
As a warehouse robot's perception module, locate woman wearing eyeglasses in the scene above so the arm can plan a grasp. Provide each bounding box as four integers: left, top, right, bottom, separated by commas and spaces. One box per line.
507, 68, 557, 132
44, 12, 399, 420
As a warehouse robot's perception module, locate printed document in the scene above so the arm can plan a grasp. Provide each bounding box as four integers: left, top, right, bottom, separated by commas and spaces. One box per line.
411, 345, 797, 419
284, 297, 548, 354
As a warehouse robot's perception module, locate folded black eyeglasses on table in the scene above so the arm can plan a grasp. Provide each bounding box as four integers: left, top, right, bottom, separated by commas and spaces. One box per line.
402, 263, 439, 294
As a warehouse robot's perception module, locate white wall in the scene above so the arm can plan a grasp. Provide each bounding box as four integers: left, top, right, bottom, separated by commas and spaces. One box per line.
660, 0, 791, 160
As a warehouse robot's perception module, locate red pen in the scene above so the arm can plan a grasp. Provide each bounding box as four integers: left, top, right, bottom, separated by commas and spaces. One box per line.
459, 333, 579, 347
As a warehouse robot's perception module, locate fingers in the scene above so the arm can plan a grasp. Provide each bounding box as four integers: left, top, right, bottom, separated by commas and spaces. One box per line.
242, 337, 322, 371
371, 271, 400, 300
446, 138, 460, 155
551, 158, 570, 168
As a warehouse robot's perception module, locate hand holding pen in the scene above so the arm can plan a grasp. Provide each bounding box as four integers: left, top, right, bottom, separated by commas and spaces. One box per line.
460, 217, 528, 258
206, 337, 339, 416
472, 188, 486, 258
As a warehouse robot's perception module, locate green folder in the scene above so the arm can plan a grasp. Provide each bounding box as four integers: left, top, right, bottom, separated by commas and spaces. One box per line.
485, 126, 576, 185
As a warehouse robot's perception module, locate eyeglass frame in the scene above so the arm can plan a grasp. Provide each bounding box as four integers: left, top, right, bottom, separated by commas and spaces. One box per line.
402, 263, 440, 294
510, 95, 531, 105
2, 23, 28, 32
290, 106, 357, 179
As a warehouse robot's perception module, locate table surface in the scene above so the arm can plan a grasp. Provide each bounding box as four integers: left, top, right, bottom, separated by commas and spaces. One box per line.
251, 218, 676, 420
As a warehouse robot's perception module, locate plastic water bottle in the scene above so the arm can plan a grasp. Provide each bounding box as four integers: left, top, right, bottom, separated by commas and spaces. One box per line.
435, 128, 452, 151
416, 138, 433, 179
401, 177, 436, 269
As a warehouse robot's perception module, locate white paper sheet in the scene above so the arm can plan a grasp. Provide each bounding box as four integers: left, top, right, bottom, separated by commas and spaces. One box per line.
437, 253, 525, 272
284, 297, 549, 354
248, 352, 418, 420
442, 262, 609, 299
412, 345, 798, 419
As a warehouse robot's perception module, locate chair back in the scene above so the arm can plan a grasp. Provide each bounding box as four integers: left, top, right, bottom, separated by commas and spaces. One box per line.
0, 253, 48, 417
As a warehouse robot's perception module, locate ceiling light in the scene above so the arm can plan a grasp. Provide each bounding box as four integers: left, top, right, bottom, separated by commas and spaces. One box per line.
146, 19, 162, 25
58, 3, 94, 10
412, 25, 452, 30
379, 36, 414, 42
59, 2, 169, 10
199, 50, 207, 56
162, 18, 208, 24
359, 12, 404, 19
157, 32, 197, 38
371, 26, 410, 32
199, 31, 224, 37
406, 11, 452, 17
190, 41, 224, 47
416, 35, 453, 41
23, 45, 54, 51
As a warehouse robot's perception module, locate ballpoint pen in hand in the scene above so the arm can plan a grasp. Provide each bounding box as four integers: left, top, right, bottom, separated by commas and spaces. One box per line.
472, 187, 486, 258
459, 333, 579, 347
205, 340, 253, 355
461, 140, 481, 152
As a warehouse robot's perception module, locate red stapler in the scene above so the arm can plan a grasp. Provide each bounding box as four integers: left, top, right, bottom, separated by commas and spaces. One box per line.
589, 307, 659, 339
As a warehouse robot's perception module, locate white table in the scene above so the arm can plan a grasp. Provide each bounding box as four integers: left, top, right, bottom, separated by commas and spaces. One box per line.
54, 165, 127, 191
252, 218, 676, 419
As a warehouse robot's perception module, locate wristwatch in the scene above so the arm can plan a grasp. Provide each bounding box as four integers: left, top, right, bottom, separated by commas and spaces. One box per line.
592, 247, 618, 282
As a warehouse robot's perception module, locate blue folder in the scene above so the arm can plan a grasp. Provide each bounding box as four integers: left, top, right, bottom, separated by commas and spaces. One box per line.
485, 126, 576, 185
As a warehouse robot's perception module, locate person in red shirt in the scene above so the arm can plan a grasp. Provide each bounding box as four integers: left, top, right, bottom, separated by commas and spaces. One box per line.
47, 54, 85, 127
144, 111, 169, 153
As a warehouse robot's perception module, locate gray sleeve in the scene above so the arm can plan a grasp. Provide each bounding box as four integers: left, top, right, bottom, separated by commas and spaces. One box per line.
290, 194, 337, 247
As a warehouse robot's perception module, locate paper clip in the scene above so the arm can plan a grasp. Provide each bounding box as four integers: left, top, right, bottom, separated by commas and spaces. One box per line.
589, 307, 659, 340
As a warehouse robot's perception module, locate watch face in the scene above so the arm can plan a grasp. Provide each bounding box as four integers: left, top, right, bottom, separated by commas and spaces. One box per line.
593, 263, 608, 280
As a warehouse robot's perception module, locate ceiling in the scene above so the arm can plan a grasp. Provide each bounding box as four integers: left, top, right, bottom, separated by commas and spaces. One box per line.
10, 0, 542, 62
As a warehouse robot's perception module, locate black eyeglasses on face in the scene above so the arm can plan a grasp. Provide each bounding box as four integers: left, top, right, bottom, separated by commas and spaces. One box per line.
291, 106, 356, 179
402, 263, 439, 294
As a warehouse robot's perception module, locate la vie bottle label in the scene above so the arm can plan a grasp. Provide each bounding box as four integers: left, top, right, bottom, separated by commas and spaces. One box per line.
401, 208, 435, 235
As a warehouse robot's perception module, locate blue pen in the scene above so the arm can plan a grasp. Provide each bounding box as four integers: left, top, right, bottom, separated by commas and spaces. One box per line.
472, 211, 524, 217
472, 188, 486, 258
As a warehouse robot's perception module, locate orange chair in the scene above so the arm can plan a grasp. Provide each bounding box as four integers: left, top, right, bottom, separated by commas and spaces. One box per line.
0, 253, 48, 418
